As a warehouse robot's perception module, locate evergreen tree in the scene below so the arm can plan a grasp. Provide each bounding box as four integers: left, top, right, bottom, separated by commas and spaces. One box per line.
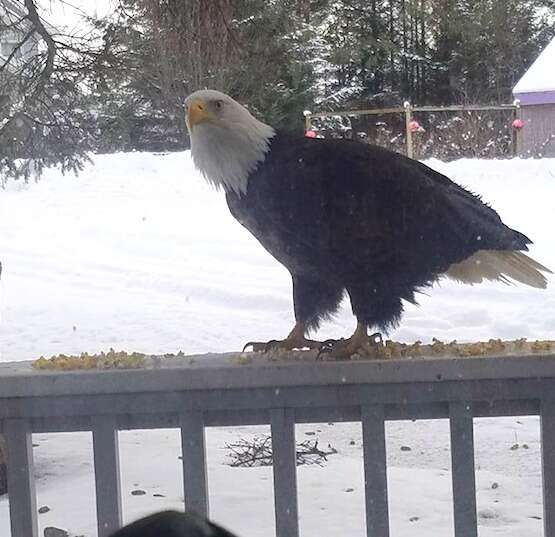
2, 0, 555, 173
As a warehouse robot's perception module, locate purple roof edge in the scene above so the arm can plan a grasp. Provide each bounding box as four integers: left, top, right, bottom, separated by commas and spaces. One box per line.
513, 90, 555, 106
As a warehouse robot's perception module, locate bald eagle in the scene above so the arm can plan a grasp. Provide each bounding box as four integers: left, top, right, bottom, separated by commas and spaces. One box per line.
185, 90, 551, 357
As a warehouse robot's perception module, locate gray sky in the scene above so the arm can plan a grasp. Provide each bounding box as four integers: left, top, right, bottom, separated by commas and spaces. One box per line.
38, 0, 116, 30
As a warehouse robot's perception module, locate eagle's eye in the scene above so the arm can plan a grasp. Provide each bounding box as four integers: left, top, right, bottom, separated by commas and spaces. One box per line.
214, 100, 223, 110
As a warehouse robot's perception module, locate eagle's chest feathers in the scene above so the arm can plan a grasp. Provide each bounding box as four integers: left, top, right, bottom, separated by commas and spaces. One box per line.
226, 186, 321, 276
190, 120, 275, 195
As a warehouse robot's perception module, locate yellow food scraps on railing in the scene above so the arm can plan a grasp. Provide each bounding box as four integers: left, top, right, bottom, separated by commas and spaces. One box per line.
380, 338, 554, 360
30, 339, 555, 370
249, 338, 555, 362
32, 349, 146, 370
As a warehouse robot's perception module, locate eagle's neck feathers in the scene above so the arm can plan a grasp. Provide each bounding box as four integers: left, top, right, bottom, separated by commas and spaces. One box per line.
190, 116, 275, 195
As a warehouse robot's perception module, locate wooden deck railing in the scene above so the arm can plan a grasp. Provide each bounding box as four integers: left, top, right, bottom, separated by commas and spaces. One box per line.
1, 352, 555, 537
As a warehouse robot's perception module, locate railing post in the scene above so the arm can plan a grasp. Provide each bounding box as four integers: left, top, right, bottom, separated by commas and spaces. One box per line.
180, 411, 209, 517
449, 402, 478, 537
512, 98, 522, 157
271, 408, 299, 537
303, 110, 312, 133
404, 101, 414, 159
541, 399, 555, 536
5, 419, 38, 537
92, 416, 122, 537
361, 405, 390, 537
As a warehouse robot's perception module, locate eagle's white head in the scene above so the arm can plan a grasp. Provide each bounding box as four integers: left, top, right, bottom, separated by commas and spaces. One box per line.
185, 89, 276, 195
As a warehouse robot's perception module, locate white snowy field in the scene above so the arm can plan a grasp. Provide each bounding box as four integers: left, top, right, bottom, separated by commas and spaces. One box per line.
1, 153, 554, 361
0, 152, 554, 537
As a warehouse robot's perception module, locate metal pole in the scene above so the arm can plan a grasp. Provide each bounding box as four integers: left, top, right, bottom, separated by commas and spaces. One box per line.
92, 416, 123, 537
449, 402, 478, 537
541, 399, 555, 537
180, 411, 209, 516
512, 99, 521, 157
303, 110, 312, 133
5, 419, 38, 537
404, 101, 414, 159
271, 408, 299, 537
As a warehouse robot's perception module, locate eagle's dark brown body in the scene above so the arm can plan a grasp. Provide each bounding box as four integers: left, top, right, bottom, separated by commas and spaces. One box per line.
226, 132, 532, 332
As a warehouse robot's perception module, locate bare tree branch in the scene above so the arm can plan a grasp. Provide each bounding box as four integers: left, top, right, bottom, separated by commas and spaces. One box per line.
23, 0, 56, 98
0, 29, 35, 72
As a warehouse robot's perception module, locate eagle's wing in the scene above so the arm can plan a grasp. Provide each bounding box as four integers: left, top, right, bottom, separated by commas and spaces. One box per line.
323, 139, 551, 287
233, 133, 549, 288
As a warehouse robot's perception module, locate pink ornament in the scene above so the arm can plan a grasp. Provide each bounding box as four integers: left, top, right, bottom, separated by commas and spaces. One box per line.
408, 120, 421, 133
305, 130, 317, 138
512, 119, 524, 130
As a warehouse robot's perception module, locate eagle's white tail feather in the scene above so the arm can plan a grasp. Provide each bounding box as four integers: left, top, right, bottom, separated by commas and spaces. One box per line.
445, 250, 552, 289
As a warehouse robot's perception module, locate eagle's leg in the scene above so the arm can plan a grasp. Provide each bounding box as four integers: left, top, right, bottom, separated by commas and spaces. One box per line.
319, 323, 383, 359
243, 322, 323, 352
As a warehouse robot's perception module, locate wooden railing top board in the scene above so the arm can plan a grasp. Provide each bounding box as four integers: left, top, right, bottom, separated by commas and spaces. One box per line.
1, 352, 555, 398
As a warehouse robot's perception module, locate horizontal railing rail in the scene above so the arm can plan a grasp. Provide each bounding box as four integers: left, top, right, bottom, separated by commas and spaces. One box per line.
1, 352, 555, 537
307, 103, 519, 120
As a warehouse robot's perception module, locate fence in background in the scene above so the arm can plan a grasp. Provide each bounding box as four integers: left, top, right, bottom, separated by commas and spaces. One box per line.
1, 352, 555, 537
304, 101, 522, 159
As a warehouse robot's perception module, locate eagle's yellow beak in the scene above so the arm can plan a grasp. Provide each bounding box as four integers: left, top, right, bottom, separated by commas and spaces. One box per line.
186, 99, 212, 129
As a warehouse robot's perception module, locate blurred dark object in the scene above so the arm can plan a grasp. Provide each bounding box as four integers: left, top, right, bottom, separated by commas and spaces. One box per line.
109, 511, 239, 537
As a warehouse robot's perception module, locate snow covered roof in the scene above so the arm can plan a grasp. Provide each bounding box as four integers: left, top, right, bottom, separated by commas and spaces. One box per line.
513, 37, 555, 105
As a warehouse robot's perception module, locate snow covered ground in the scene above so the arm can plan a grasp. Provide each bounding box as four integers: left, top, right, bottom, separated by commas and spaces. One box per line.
0, 152, 554, 536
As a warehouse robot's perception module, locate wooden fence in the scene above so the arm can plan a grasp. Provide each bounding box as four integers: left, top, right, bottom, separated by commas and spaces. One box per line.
304, 101, 522, 158
1, 352, 555, 537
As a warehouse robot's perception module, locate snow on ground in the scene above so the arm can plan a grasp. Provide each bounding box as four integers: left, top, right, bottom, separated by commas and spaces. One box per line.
0, 152, 554, 536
